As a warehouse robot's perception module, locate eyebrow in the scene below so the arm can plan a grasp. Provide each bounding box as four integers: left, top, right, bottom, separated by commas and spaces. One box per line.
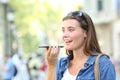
68, 26, 74, 29
62, 26, 75, 29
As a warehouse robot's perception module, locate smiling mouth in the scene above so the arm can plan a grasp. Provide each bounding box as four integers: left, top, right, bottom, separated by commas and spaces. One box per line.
65, 40, 72, 44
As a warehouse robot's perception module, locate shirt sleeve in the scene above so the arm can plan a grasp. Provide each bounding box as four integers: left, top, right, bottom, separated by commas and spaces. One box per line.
99, 56, 116, 80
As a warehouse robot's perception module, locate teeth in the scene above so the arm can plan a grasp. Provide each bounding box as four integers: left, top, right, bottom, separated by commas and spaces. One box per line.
64, 39, 72, 43
65, 40, 72, 43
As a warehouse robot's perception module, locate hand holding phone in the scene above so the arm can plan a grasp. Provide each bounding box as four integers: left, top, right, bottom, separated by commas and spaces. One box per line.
39, 46, 64, 48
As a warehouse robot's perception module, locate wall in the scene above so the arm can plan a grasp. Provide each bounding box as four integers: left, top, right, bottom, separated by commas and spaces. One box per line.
95, 23, 112, 55
112, 20, 120, 60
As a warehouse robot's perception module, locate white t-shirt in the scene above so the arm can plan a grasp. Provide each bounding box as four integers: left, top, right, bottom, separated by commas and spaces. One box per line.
61, 69, 77, 80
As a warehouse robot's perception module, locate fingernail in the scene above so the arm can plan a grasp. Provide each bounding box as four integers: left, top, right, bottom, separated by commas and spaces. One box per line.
46, 47, 49, 50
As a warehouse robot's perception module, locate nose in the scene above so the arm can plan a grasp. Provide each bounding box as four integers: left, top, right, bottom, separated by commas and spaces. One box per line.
62, 31, 69, 38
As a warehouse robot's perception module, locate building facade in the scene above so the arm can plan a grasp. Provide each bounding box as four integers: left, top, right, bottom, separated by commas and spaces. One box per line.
0, 3, 4, 55
83, 0, 120, 60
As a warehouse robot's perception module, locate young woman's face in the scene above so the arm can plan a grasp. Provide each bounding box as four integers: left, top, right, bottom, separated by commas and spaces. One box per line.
62, 19, 87, 50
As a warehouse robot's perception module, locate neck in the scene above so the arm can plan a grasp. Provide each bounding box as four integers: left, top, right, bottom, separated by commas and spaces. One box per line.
72, 50, 88, 61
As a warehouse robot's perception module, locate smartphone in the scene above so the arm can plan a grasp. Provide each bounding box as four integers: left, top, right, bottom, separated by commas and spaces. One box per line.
39, 46, 64, 48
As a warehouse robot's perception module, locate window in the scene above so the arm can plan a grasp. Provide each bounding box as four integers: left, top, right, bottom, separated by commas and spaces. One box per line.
97, 0, 103, 11
117, 0, 120, 16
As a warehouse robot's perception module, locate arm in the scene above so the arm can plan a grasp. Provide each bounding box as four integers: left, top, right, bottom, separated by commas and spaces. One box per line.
46, 46, 60, 80
0, 65, 9, 72
101, 63, 116, 80
47, 65, 57, 80
100, 56, 116, 80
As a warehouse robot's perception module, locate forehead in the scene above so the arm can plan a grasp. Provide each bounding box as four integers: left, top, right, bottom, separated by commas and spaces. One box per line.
62, 19, 81, 28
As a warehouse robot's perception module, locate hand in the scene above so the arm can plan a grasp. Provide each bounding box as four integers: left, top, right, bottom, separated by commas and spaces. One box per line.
46, 46, 60, 66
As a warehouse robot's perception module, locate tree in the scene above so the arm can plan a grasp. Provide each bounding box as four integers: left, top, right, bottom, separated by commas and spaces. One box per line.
9, 0, 62, 55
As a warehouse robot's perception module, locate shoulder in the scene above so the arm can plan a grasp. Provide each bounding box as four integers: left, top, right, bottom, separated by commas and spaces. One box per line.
57, 56, 69, 69
99, 55, 113, 67
58, 56, 69, 65
98, 55, 116, 79
7, 59, 14, 65
59, 56, 68, 62
98, 55, 115, 73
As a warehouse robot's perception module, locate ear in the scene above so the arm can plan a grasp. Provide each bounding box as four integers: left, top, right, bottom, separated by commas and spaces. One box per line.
83, 30, 87, 38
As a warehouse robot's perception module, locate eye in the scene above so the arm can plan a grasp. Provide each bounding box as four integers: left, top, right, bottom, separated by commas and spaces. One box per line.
68, 28, 74, 32
62, 28, 65, 32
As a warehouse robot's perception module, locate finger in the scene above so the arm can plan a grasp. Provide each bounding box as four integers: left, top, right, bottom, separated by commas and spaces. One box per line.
46, 46, 52, 57
53, 46, 56, 55
49, 46, 56, 57
56, 46, 60, 53
52, 46, 60, 56
50, 46, 55, 55
46, 47, 49, 50
53, 46, 57, 55
55, 46, 60, 57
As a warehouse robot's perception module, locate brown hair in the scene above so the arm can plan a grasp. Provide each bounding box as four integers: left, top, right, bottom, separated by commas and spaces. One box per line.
63, 11, 102, 56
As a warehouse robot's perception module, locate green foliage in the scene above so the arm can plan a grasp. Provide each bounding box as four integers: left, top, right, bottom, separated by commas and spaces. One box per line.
9, 0, 62, 55
75, 4, 83, 10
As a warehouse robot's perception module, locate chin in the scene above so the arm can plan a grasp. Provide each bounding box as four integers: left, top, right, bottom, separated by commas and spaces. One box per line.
65, 46, 73, 50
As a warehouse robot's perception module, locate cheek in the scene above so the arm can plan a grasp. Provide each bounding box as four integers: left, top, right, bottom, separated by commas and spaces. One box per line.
75, 36, 84, 43
62, 34, 64, 40
73, 33, 85, 44
72, 31, 84, 39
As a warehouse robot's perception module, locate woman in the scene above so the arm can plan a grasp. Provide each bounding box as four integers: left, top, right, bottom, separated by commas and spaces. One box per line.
46, 11, 116, 80
0, 54, 16, 80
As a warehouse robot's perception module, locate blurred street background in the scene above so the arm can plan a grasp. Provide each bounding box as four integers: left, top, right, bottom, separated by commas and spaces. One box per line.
0, 0, 120, 80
